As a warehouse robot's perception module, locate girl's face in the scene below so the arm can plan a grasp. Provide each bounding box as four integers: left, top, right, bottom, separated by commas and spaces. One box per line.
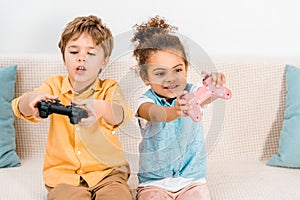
64, 33, 108, 93
144, 50, 188, 100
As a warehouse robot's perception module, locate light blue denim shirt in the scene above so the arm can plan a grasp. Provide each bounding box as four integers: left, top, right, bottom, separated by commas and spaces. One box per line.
137, 83, 207, 184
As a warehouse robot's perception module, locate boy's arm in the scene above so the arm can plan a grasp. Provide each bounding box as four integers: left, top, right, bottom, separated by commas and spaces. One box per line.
93, 100, 124, 125
12, 91, 57, 121
75, 81, 132, 127
12, 76, 59, 121
18, 92, 57, 117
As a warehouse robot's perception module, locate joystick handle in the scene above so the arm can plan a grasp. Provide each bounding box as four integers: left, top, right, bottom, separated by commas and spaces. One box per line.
182, 76, 232, 122
36, 100, 88, 124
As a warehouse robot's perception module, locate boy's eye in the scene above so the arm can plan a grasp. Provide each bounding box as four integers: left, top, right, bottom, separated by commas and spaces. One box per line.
175, 68, 183, 72
70, 51, 78, 54
88, 52, 96, 56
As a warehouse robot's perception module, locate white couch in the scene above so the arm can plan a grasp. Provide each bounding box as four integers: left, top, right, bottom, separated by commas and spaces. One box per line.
1, 54, 300, 200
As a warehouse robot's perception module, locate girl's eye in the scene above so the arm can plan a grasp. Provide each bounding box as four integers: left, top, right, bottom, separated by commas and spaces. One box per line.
70, 51, 78, 54
176, 68, 183, 72
155, 72, 165, 76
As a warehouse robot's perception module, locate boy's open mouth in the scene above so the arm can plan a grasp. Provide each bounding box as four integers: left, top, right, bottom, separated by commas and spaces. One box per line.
76, 66, 86, 71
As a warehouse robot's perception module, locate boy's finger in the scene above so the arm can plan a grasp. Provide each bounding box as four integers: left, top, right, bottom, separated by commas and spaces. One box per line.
72, 99, 87, 105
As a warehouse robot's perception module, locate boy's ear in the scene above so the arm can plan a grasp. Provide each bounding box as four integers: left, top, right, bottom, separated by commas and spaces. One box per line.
99, 56, 109, 71
102, 56, 109, 67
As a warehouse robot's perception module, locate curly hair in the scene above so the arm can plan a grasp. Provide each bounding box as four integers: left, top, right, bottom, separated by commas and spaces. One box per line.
131, 15, 188, 79
58, 15, 113, 61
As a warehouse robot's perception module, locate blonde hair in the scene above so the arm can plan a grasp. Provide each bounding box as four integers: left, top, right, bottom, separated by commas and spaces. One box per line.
58, 15, 113, 61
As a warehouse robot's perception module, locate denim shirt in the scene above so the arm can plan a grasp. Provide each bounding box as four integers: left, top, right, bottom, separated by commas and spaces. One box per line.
137, 84, 207, 184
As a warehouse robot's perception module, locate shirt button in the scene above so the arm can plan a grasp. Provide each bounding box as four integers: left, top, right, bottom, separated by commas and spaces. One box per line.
77, 169, 83, 174
76, 127, 80, 132
112, 130, 116, 135
77, 150, 81, 156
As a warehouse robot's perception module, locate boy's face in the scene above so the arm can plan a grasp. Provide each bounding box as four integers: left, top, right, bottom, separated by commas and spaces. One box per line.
144, 50, 188, 100
64, 33, 108, 93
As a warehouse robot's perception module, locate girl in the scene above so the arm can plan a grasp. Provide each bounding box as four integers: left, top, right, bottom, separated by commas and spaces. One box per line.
132, 16, 226, 200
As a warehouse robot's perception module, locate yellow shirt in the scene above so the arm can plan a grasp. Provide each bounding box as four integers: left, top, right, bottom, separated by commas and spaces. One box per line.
12, 75, 132, 187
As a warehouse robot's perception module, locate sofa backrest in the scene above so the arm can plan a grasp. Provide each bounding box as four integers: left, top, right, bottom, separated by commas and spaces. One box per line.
0, 55, 293, 164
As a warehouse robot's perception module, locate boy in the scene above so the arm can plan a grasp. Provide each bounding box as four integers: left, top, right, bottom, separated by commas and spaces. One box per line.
12, 15, 133, 200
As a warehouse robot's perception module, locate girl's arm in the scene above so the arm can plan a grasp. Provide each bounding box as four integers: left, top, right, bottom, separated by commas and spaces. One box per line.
137, 96, 190, 122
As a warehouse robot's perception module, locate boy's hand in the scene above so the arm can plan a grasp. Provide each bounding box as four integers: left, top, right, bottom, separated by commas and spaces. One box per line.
201, 71, 226, 88
19, 92, 57, 120
72, 99, 97, 128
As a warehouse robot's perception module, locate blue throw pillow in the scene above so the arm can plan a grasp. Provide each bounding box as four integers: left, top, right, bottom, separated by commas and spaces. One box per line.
0, 65, 21, 168
267, 65, 300, 168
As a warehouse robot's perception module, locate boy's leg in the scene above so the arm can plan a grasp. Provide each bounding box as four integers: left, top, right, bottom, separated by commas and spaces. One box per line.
136, 186, 174, 200
46, 183, 91, 200
176, 183, 211, 200
91, 170, 133, 200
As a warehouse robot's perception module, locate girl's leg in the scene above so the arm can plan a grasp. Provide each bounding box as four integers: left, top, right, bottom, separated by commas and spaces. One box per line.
136, 186, 174, 200
176, 183, 211, 200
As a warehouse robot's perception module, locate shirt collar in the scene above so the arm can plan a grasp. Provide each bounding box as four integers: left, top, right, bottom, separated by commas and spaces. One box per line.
61, 75, 101, 95
148, 83, 191, 106
149, 88, 176, 106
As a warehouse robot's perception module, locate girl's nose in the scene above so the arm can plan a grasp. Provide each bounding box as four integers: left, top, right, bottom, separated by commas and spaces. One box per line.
165, 73, 176, 82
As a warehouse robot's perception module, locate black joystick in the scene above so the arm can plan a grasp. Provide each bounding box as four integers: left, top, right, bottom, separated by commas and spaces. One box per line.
37, 99, 88, 124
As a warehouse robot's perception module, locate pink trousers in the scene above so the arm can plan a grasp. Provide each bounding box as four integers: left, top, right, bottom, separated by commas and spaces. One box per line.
136, 183, 211, 200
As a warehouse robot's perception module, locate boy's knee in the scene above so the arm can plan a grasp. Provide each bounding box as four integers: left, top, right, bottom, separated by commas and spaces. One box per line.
47, 183, 91, 200
94, 181, 133, 200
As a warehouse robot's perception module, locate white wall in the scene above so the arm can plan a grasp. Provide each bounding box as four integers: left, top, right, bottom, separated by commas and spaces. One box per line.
1, 0, 300, 61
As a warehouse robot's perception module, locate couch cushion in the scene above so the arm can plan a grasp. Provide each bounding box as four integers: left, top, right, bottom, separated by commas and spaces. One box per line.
208, 160, 300, 200
0, 65, 21, 168
267, 65, 300, 168
0, 158, 46, 199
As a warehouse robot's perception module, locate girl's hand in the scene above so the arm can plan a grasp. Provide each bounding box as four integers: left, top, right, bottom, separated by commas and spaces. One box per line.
200, 71, 227, 106
175, 91, 192, 117
201, 71, 226, 88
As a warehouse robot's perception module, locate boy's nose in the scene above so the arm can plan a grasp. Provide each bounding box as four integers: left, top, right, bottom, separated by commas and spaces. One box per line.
78, 57, 86, 62
78, 54, 87, 62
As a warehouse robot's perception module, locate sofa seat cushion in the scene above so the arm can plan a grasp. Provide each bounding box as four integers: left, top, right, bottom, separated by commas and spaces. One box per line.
0, 158, 46, 199
207, 160, 300, 200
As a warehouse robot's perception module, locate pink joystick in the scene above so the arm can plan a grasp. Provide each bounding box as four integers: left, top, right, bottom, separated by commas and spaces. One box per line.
181, 76, 232, 122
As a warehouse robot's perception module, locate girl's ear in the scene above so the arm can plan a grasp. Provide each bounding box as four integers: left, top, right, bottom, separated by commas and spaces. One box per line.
140, 72, 150, 85
143, 78, 150, 86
